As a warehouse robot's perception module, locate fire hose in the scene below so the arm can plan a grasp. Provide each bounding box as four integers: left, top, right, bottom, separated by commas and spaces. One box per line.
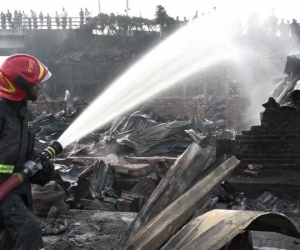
0, 140, 63, 203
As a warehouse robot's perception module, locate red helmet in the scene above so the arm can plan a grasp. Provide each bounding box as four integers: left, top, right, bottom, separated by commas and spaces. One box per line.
0, 54, 52, 101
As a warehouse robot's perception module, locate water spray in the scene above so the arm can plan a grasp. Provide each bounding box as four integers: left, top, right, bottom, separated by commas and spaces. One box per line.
0, 140, 63, 202
57, 11, 241, 149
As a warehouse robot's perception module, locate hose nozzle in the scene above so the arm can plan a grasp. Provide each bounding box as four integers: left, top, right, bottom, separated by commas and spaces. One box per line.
43, 140, 63, 159
0, 141, 64, 203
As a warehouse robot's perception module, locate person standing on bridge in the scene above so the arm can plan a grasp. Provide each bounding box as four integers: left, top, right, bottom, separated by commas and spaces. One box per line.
12, 10, 18, 29
18, 11, 22, 29
6, 10, 12, 28
61, 7, 67, 29
55, 11, 60, 28
79, 8, 84, 26
1, 11, 6, 30
13, 10, 18, 24
39, 12, 44, 28
31, 10, 37, 29
85, 8, 91, 23
22, 11, 28, 29
0, 54, 54, 250
46, 14, 51, 29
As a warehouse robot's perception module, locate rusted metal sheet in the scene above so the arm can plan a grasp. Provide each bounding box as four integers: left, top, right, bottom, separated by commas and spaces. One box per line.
162, 209, 300, 250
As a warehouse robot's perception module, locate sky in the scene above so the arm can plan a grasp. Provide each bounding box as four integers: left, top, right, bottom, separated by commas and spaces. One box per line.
1, 0, 300, 21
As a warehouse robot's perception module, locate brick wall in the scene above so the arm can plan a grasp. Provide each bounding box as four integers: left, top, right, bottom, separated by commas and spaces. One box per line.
217, 99, 300, 168
234, 103, 300, 167
151, 96, 205, 119
29, 101, 66, 115
28, 97, 247, 126
217, 98, 300, 169
226, 97, 249, 128
152, 96, 248, 125
216, 99, 300, 199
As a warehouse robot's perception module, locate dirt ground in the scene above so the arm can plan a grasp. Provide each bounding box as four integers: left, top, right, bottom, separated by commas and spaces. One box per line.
252, 231, 300, 250
41, 210, 300, 250
42, 210, 136, 250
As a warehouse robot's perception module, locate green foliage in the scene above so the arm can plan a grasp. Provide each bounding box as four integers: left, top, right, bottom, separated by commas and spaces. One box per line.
155, 5, 168, 27
117, 15, 131, 31
89, 13, 158, 35
155, 5, 181, 35
78, 5, 181, 36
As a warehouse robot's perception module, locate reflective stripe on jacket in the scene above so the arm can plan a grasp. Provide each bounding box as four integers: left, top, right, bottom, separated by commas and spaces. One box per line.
0, 99, 34, 208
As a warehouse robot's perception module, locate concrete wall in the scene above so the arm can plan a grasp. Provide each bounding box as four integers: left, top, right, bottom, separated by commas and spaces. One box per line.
0, 35, 25, 48
25, 30, 70, 57
0, 30, 69, 55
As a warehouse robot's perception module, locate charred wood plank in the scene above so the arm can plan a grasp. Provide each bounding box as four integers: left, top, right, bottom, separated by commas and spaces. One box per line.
121, 156, 240, 250
117, 143, 214, 247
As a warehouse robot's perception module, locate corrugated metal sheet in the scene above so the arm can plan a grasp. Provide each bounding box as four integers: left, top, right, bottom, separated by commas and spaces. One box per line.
276, 54, 300, 106
117, 121, 192, 156
162, 209, 300, 250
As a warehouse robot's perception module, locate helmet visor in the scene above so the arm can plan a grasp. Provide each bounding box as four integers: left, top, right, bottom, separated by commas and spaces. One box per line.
40, 70, 52, 83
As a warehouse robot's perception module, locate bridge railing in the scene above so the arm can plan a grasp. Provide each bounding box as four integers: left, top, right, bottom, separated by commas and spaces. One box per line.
0, 17, 89, 31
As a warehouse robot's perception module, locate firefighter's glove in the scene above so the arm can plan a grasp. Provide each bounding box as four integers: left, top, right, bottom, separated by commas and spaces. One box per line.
28, 151, 56, 181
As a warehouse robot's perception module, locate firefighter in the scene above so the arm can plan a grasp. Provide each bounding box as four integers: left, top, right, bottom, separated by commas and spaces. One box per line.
0, 54, 54, 250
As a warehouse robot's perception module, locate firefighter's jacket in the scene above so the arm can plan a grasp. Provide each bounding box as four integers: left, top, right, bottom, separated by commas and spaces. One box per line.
0, 98, 49, 210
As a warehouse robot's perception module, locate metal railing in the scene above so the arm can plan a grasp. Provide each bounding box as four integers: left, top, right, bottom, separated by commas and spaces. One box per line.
0, 17, 90, 31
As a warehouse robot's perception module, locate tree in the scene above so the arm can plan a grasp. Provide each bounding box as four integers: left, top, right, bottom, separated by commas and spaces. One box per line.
144, 18, 157, 32
155, 5, 179, 35
155, 5, 168, 33
99, 13, 109, 34
117, 15, 131, 33
165, 16, 176, 32
130, 17, 145, 31
131, 17, 139, 31
136, 17, 144, 31
108, 13, 117, 35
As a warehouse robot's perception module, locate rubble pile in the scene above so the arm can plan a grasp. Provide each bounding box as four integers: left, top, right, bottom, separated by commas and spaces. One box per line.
31, 104, 237, 213
31, 93, 300, 249
33, 112, 70, 141
36, 139, 300, 250
30, 99, 268, 219
204, 97, 226, 122
33, 102, 234, 157
107, 113, 193, 156
49, 157, 162, 213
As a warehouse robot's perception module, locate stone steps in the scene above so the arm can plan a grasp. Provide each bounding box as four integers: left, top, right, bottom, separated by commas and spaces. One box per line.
233, 167, 300, 177
239, 159, 298, 165
227, 174, 300, 200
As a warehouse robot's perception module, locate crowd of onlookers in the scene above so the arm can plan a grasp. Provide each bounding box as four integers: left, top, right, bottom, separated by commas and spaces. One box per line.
0, 8, 92, 29
246, 17, 300, 40
1, 6, 300, 40
232, 16, 300, 40
286, 19, 300, 41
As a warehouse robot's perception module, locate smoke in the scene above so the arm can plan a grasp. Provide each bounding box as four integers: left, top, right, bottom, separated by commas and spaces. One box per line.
243, 48, 299, 123
231, 34, 300, 125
